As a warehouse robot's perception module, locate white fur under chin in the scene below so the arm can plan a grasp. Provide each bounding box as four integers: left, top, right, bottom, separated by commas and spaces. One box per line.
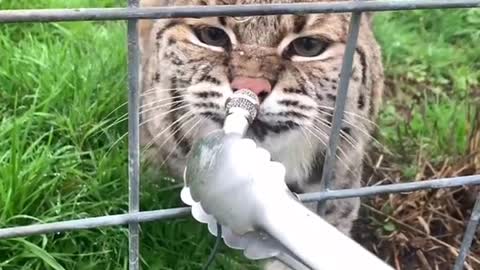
255, 128, 317, 188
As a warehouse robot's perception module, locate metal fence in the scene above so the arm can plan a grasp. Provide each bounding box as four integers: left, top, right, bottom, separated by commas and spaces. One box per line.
1, 0, 479, 269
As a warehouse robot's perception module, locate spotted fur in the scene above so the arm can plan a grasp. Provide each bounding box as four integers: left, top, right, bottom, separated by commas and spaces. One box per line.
139, 0, 384, 268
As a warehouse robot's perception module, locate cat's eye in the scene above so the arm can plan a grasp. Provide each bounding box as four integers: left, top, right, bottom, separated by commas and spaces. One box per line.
194, 26, 231, 48
287, 37, 328, 58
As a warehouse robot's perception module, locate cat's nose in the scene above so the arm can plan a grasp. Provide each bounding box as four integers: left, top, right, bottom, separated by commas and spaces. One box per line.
231, 76, 272, 99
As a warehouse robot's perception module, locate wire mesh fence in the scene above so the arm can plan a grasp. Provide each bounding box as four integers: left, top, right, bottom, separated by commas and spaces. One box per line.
0, 0, 479, 269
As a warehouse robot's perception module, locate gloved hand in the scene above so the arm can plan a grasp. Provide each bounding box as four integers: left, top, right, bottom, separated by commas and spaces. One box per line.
182, 129, 394, 270
184, 130, 291, 235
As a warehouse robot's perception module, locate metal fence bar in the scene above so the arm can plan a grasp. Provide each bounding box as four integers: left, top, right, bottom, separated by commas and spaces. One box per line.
0, 208, 190, 240
127, 0, 140, 269
453, 193, 480, 270
300, 174, 480, 202
319, 5, 362, 213
1, 175, 479, 240
0, 0, 479, 23
2, 1, 480, 269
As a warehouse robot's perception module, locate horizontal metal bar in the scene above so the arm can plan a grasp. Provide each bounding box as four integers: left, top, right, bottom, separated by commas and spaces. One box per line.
0, 207, 190, 239
1, 174, 479, 239
300, 174, 480, 202
0, 0, 479, 23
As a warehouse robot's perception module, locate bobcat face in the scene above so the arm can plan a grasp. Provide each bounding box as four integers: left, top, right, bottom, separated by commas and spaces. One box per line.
140, 0, 383, 193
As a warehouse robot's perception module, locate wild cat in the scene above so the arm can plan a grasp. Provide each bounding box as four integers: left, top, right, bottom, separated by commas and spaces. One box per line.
138, 0, 384, 268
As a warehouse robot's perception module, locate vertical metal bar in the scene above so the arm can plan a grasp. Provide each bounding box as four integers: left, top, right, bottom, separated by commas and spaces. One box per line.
127, 0, 140, 269
318, 10, 363, 214
453, 193, 480, 270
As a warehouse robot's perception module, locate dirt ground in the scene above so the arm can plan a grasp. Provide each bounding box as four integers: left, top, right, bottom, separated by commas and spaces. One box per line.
353, 109, 480, 270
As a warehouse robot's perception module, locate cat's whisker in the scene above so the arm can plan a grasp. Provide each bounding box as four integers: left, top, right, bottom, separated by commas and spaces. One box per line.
144, 114, 197, 155
88, 102, 129, 140
315, 117, 391, 159
314, 118, 359, 149
104, 132, 128, 157
142, 111, 194, 153
317, 110, 373, 132
314, 112, 380, 147
299, 126, 314, 150
139, 99, 186, 116
102, 109, 193, 158
98, 100, 188, 135
303, 125, 350, 170
302, 125, 327, 149
312, 121, 372, 174
158, 118, 205, 169
140, 95, 189, 110
308, 125, 349, 160
139, 103, 191, 128
141, 86, 188, 96
102, 101, 128, 120
317, 105, 378, 127
94, 94, 189, 139
106, 104, 193, 153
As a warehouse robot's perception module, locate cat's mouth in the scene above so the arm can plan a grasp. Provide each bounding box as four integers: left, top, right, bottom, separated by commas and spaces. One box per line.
200, 112, 300, 140
248, 119, 299, 139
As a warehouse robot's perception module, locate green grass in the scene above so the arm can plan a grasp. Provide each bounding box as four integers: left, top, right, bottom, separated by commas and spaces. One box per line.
0, 1, 479, 269
0, 1, 255, 269
374, 9, 479, 176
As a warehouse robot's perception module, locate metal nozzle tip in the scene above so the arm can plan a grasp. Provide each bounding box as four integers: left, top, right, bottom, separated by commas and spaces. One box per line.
225, 89, 260, 123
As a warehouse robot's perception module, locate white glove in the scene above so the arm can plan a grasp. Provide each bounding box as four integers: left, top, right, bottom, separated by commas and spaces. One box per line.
182, 133, 296, 262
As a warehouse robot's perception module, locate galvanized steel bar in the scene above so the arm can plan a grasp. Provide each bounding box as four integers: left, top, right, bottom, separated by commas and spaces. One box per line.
1, 175, 479, 240
299, 174, 480, 202
0, 0, 479, 23
453, 193, 480, 270
0, 208, 190, 240
1, 0, 480, 268
127, 0, 140, 269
